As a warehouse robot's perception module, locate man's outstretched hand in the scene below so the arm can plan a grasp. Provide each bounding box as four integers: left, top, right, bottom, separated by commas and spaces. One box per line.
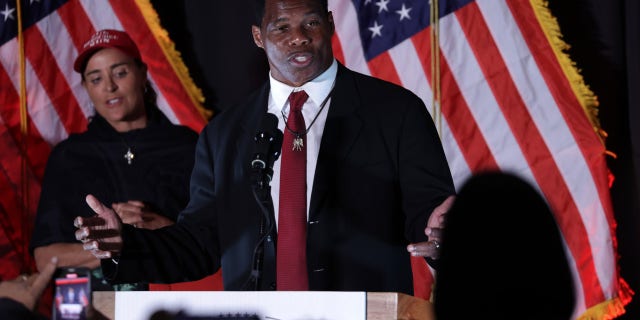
74, 194, 124, 259
407, 195, 455, 259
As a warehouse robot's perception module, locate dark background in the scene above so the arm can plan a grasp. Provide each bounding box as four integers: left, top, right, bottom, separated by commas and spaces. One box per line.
149, 1, 639, 318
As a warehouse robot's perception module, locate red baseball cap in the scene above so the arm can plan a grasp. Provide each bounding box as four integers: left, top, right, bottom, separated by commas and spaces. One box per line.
73, 29, 141, 73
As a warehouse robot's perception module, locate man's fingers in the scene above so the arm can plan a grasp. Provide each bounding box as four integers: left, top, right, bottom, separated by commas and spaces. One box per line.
425, 227, 444, 238
75, 227, 89, 241
91, 250, 113, 259
75, 225, 121, 241
29, 257, 57, 297
84, 228, 122, 239
82, 240, 122, 253
407, 240, 442, 259
74, 216, 107, 228
436, 195, 456, 215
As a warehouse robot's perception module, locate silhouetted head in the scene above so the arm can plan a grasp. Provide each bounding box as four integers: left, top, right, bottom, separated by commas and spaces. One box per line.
434, 171, 575, 319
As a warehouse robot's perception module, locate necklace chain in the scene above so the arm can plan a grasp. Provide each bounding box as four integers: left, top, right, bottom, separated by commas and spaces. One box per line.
94, 115, 139, 165
280, 86, 334, 139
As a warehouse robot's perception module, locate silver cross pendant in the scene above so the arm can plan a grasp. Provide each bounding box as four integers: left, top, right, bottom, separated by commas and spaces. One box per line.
124, 148, 135, 165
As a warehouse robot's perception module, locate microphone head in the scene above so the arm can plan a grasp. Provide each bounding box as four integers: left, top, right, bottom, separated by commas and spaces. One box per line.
261, 112, 279, 135
252, 113, 283, 169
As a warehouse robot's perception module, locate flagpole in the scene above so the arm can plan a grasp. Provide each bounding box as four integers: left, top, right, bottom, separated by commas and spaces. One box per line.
430, 0, 442, 136
16, 0, 31, 273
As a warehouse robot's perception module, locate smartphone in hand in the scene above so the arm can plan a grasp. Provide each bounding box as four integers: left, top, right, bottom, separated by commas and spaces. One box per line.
52, 267, 91, 320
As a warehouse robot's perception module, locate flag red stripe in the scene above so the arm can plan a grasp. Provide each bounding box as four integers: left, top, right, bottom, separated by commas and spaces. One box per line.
24, 28, 87, 134
0, 217, 26, 279
456, 3, 605, 305
108, 0, 206, 132
0, 68, 51, 180
367, 52, 403, 87
0, 124, 42, 250
57, 0, 97, 52
410, 256, 433, 299
0, 127, 26, 232
410, 28, 432, 83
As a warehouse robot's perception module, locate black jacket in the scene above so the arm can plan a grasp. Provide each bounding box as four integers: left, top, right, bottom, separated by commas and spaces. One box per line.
104, 64, 455, 294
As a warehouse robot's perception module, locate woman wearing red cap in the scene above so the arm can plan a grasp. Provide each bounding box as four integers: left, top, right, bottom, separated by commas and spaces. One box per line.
29, 29, 199, 291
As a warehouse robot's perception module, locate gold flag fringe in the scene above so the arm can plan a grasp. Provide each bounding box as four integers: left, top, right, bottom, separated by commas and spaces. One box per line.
577, 278, 633, 320
135, 0, 212, 120
530, 0, 605, 145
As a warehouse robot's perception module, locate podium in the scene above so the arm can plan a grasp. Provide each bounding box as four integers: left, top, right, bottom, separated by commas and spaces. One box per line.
93, 291, 433, 319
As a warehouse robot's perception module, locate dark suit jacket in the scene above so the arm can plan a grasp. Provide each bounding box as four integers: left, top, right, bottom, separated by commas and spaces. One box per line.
103, 64, 455, 294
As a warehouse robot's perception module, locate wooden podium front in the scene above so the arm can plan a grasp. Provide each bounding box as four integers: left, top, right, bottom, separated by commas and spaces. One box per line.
93, 291, 433, 319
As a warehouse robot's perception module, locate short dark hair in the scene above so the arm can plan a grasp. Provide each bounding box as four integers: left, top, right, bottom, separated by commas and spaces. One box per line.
252, 0, 329, 26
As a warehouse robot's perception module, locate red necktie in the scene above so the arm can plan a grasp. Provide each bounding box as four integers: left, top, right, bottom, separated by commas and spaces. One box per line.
277, 90, 309, 290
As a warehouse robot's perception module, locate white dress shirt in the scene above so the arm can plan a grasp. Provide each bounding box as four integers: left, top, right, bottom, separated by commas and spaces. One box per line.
267, 59, 338, 228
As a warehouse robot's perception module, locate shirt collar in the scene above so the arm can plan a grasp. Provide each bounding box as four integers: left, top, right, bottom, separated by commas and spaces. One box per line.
269, 59, 338, 112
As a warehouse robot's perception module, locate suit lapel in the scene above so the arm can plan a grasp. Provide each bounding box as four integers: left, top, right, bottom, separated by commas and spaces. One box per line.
309, 64, 363, 219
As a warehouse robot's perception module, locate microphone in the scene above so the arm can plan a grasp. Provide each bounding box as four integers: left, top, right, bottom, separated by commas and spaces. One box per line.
251, 113, 283, 189
246, 113, 282, 290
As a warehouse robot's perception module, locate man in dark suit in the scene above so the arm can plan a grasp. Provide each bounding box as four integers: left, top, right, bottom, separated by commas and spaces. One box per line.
75, 0, 455, 294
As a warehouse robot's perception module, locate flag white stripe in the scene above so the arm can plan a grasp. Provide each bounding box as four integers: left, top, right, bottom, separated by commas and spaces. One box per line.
25, 59, 69, 145
148, 78, 180, 124
37, 11, 93, 119
568, 255, 588, 319
387, 39, 433, 106
79, 0, 122, 31
440, 120, 470, 190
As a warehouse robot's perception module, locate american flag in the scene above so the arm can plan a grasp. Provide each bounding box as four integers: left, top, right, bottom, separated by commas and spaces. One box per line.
329, 0, 631, 318
0, 0, 207, 281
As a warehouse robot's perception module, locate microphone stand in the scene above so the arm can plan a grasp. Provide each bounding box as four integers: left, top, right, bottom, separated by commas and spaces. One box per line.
248, 165, 274, 290
244, 119, 282, 291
